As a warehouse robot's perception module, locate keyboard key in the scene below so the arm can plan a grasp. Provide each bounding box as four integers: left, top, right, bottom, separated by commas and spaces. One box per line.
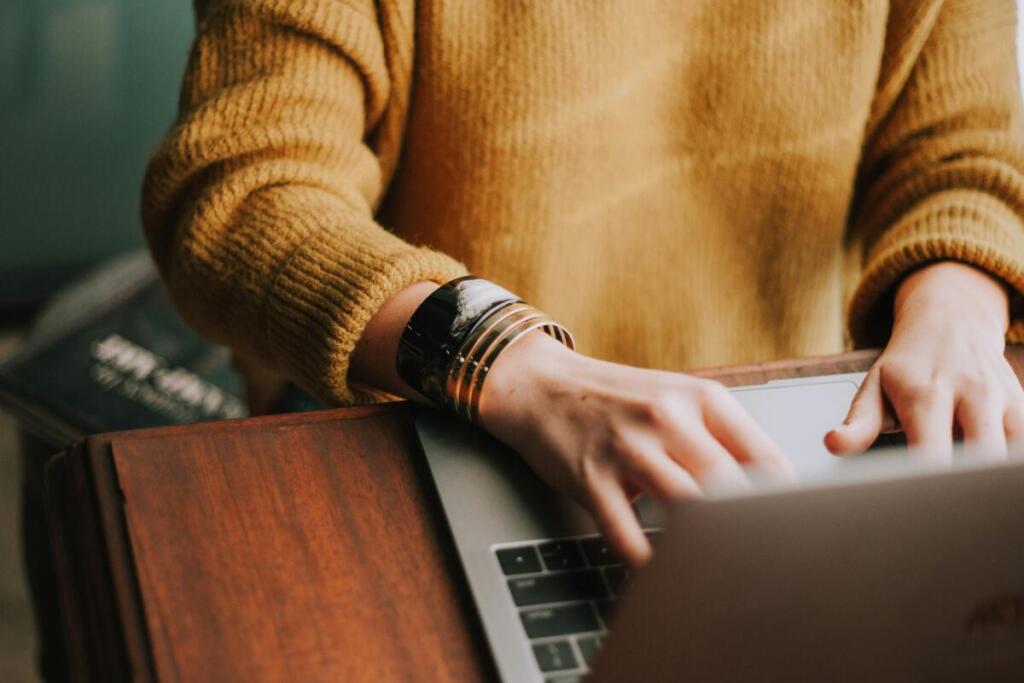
871, 431, 907, 449
509, 570, 608, 606
496, 545, 542, 575
532, 640, 577, 672
595, 599, 615, 628
603, 565, 630, 596
580, 537, 620, 566
538, 540, 585, 571
521, 604, 600, 638
576, 635, 602, 666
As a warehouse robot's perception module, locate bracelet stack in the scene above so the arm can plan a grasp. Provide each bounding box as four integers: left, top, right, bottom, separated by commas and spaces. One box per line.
396, 276, 575, 425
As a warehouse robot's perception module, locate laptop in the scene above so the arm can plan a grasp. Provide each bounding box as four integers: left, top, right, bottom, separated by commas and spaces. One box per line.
415, 372, 1024, 682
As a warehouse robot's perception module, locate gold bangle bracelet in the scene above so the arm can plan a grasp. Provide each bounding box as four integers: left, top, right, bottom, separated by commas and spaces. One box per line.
456, 305, 548, 419
431, 294, 574, 424
467, 316, 570, 425
465, 313, 574, 425
445, 302, 535, 417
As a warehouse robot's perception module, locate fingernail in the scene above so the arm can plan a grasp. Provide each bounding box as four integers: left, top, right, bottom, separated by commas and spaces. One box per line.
823, 430, 846, 455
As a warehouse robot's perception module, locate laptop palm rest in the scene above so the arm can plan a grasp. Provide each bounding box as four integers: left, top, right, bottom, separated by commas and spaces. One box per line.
416, 373, 866, 682
418, 374, 865, 546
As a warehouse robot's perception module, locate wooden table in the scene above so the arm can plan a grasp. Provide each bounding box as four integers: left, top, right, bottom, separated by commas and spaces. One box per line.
44, 349, 1024, 682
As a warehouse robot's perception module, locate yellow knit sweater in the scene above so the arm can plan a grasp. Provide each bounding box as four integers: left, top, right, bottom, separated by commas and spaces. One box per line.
143, 0, 1024, 405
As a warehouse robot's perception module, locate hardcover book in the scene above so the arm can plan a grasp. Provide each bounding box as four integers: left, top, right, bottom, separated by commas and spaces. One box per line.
0, 251, 248, 447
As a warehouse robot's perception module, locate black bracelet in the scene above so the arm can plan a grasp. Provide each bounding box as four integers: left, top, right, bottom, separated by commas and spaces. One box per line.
396, 276, 520, 404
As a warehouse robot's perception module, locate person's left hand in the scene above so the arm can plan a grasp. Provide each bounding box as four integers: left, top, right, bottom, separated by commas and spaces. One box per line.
826, 261, 1024, 460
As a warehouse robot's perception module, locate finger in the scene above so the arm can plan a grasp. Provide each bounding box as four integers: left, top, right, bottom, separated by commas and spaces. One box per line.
891, 384, 955, 461
700, 387, 797, 481
1005, 399, 1024, 446
660, 425, 752, 495
999, 363, 1024, 448
620, 441, 703, 502
586, 478, 652, 567
956, 394, 1007, 458
826, 369, 896, 456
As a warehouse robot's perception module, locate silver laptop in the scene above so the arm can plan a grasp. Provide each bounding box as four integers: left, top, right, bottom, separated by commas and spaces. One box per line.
415, 373, 1024, 682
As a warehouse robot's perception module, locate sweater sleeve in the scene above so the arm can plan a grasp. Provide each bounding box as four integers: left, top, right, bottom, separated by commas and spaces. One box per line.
846, 0, 1024, 347
141, 0, 466, 405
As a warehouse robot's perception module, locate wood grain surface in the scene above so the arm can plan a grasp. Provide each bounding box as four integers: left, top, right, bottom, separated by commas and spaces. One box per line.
48, 348, 1024, 682
109, 404, 496, 682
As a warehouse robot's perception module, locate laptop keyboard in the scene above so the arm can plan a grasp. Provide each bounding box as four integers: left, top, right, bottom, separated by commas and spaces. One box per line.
489, 438, 912, 680
494, 532, 659, 681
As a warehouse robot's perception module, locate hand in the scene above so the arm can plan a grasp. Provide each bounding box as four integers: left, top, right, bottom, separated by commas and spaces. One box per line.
479, 332, 794, 567
826, 261, 1024, 459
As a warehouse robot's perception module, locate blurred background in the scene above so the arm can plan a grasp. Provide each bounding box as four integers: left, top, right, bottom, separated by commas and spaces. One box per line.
1, 2, 1024, 682
0, 0, 192, 314
1, 2, 194, 681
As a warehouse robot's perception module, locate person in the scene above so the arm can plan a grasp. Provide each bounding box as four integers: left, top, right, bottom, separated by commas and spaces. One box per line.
142, 0, 1024, 566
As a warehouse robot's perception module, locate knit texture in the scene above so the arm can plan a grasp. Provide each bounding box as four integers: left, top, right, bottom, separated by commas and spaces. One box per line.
143, 0, 1024, 405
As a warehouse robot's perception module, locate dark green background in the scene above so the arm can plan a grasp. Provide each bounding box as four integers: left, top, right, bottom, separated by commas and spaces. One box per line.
0, 0, 193, 310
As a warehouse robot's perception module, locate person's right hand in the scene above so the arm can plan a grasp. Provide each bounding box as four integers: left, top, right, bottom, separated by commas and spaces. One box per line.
478, 331, 795, 567
348, 281, 794, 568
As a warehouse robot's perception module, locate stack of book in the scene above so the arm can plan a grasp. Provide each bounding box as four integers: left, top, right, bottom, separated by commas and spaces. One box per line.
0, 251, 248, 447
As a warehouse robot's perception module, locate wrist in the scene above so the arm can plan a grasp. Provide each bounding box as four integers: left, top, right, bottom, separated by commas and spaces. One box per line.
894, 261, 1009, 337
350, 281, 440, 398
477, 330, 582, 434
390, 275, 576, 422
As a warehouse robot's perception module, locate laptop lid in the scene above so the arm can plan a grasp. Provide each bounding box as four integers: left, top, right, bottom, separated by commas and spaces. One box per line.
591, 456, 1024, 682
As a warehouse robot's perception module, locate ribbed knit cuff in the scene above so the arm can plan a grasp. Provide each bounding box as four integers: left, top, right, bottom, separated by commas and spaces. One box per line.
848, 189, 1024, 347
264, 219, 467, 406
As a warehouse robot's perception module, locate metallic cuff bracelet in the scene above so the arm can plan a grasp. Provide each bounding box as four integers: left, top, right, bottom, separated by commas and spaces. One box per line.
396, 276, 574, 424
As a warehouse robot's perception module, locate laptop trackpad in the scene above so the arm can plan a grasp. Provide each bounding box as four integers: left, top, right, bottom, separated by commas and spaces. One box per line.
732, 378, 861, 481
636, 378, 862, 526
